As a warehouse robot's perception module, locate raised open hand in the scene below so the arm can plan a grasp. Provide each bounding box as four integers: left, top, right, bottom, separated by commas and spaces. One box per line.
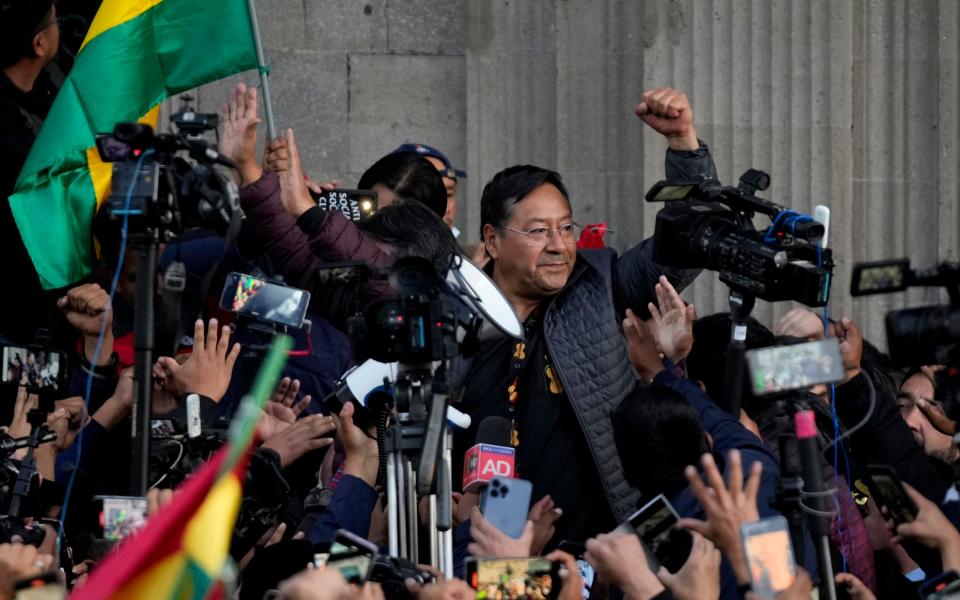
260, 377, 313, 439
221, 82, 262, 185
646, 275, 696, 363
623, 308, 664, 382
268, 128, 315, 218
676, 450, 762, 585
156, 319, 240, 402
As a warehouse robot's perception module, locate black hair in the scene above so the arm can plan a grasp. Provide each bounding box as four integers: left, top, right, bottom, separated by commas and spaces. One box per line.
686, 312, 776, 416
479, 165, 569, 239
612, 384, 708, 499
358, 152, 447, 219
0, 1, 54, 69
358, 199, 460, 273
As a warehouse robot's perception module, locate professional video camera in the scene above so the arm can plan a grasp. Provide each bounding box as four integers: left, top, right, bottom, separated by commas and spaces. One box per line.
95, 96, 244, 495
851, 258, 959, 417
645, 169, 833, 307
318, 253, 521, 574
95, 95, 240, 237
851, 259, 959, 366
320, 254, 521, 365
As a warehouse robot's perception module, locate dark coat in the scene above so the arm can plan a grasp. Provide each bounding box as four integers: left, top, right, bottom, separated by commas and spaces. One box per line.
451, 144, 718, 522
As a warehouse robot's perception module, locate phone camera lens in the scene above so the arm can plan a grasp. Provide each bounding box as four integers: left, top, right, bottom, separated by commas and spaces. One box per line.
501, 485, 509, 495
490, 489, 499, 498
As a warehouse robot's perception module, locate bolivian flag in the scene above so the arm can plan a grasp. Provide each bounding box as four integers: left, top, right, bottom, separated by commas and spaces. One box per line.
9, 0, 259, 290
69, 336, 292, 600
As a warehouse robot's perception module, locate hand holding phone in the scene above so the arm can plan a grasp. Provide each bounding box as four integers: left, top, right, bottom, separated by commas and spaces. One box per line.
480, 477, 533, 539
469, 506, 532, 559
617, 494, 692, 574
889, 479, 960, 562
746, 337, 845, 396
865, 464, 918, 526
310, 188, 378, 222
584, 532, 662, 598
219, 272, 311, 328
740, 516, 796, 599
314, 530, 378, 585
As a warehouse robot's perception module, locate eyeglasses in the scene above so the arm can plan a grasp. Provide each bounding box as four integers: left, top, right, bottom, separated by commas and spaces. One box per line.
500, 222, 581, 245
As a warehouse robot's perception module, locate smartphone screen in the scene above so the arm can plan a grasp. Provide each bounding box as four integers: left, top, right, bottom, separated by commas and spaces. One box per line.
746, 337, 845, 396
741, 517, 796, 598
575, 560, 594, 599
311, 188, 378, 222
321, 531, 377, 585
866, 465, 918, 525
219, 272, 311, 328
1, 345, 65, 392
466, 557, 557, 599
96, 496, 148, 542
624, 494, 692, 573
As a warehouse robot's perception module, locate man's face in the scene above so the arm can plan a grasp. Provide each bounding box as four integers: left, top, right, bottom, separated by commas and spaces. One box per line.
898, 373, 958, 463
424, 156, 457, 228
484, 183, 577, 303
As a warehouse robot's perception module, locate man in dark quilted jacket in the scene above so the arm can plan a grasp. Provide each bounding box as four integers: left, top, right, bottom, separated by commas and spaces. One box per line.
450, 88, 719, 550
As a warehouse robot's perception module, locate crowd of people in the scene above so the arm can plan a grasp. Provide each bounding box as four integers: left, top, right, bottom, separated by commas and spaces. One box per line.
1, 2, 959, 599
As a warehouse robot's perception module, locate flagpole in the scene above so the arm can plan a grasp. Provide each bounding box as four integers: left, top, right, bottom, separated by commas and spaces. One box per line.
246, 0, 277, 139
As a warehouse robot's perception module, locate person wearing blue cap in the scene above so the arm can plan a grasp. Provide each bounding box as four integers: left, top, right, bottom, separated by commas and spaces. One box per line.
393, 143, 466, 232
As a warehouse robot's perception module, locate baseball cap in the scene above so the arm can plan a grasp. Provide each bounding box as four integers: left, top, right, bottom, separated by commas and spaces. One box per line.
393, 143, 467, 180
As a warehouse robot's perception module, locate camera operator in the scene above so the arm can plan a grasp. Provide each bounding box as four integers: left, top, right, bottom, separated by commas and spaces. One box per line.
774, 307, 955, 505
304, 401, 380, 545
446, 88, 715, 553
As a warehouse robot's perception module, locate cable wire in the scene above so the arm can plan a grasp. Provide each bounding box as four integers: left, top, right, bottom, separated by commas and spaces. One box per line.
57, 149, 154, 554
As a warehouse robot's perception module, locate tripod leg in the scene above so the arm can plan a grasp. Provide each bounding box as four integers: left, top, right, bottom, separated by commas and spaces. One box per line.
405, 459, 419, 563
428, 495, 438, 568
387, 451, 400, 558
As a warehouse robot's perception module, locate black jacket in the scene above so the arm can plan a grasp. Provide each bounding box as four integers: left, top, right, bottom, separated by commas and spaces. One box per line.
835, 369, 952, 503
0, 70, 57, 340
452, 144, 718, 521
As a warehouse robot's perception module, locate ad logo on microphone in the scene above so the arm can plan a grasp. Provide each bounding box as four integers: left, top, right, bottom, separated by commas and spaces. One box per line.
463, 444, 515, 493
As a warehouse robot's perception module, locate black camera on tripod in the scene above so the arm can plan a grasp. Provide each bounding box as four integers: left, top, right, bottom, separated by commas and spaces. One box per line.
322, 254, 519, 365
851, 258, 960, 417
95, 95, 239, 238
645, 169, 833, 307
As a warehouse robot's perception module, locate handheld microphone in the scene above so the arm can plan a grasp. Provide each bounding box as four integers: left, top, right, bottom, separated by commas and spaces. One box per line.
462, 416, 515, 493
325, 359, 472, 429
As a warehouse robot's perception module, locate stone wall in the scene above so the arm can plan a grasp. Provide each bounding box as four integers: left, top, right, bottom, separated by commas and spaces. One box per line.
197, 0, 960, 349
